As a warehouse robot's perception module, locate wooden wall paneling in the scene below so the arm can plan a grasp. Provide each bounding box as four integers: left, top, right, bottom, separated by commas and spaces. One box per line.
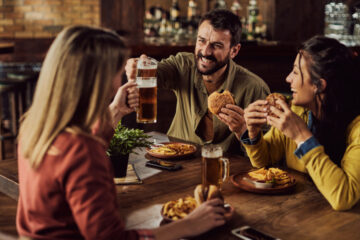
258, 0, 276, 40
100, 0, 145, 43
260, 0, 326, 42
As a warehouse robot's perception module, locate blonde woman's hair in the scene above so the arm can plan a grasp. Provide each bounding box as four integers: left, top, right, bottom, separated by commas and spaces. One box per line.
19, 25, 129, 168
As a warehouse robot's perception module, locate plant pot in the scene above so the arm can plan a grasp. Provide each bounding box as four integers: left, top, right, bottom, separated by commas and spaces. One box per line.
110, 154, 129, 178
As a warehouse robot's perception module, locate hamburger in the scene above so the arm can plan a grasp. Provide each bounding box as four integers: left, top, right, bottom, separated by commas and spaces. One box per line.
194, 184, 223, 206
266, 93, 290, 117
208, 90, 235, 115
193, 184, 234, 221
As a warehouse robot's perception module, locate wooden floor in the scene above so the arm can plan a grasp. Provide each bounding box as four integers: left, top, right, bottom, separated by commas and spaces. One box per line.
0, 192, 17, 236
0, 138, 18, 237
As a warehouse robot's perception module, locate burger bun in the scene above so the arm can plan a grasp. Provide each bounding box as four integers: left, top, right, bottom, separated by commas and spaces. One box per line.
194, 184, 234, 221
266, 93, 290, 117
208, 90, 235, 115
194, 184, 223, 206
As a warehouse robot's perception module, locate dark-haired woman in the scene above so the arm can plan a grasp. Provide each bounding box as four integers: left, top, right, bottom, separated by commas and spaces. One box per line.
242, 36, 360, 211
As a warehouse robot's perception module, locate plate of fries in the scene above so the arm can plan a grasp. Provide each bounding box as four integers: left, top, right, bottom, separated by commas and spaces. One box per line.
161, 196, 198, 222
231, 167, 296, 194
146, 142, 197, 159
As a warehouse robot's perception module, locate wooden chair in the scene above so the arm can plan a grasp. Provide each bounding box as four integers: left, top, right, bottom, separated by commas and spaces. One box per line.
0, 76, 37, 161
0, 62, 40, 161
0, 82, 27, 161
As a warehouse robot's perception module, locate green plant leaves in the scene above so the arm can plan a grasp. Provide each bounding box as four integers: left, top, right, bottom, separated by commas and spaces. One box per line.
107, 124, 152, 156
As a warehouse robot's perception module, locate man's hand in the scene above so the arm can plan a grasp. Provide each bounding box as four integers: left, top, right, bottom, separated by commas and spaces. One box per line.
125, 54, 148, 82
218, 104, 246, 139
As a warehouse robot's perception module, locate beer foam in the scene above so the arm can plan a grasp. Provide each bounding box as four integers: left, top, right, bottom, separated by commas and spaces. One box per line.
201, 146, 222, 158
137, 65, 157, 69
136, 78, 157, 87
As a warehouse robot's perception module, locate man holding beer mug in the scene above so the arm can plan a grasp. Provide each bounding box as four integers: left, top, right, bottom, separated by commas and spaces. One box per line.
126, 9, 270, 153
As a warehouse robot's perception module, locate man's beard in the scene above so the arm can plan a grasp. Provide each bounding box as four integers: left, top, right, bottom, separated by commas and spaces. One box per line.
196, 52, 230, 76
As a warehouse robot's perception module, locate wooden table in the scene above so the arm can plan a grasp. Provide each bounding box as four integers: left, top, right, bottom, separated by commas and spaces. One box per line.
116, 132, 360, 240
1, 131, 360, 239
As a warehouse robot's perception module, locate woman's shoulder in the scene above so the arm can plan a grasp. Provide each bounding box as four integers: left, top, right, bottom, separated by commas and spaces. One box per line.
51, 130, 105, 157
47, 131, 109, 174
347, 115, 360, 142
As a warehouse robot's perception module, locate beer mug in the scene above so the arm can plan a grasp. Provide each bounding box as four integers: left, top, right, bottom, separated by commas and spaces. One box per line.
201, 145, 230, 190
136, 57, 158, 123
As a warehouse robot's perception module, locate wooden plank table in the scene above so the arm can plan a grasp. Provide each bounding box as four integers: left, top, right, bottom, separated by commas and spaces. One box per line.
116, 132, 360, 240
1, 131, 359, 239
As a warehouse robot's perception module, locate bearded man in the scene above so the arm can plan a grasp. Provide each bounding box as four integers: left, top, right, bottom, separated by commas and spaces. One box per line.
125, 9, 270, 153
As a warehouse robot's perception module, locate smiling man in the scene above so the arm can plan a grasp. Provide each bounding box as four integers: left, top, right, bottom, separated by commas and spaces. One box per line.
125, 9, 270, 153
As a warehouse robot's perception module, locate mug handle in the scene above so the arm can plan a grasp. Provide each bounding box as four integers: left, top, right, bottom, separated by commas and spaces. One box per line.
220, 157, 230, 182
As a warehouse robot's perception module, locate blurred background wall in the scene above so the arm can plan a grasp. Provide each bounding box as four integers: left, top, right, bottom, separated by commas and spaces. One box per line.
0, 0, 99, 38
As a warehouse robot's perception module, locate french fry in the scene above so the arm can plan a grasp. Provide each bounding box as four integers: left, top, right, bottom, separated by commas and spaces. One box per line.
248, 167, 292, 185
162, 196, 197, 220
150, 143, 196, 156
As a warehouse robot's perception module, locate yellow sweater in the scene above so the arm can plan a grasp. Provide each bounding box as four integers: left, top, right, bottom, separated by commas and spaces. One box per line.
242, 105, 360, 211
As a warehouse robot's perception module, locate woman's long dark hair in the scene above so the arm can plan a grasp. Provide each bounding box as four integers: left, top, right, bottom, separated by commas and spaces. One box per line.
298, 36, 360, 166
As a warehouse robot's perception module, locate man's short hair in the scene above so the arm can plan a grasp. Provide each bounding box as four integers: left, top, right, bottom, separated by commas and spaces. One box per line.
199, 9, 242, 47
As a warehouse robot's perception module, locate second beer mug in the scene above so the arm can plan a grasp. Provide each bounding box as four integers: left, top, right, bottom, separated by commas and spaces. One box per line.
136, 57, 158, 123
201, 145, 230, 190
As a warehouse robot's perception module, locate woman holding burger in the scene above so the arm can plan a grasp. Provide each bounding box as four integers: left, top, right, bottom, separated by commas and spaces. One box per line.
242, 36, 360, 211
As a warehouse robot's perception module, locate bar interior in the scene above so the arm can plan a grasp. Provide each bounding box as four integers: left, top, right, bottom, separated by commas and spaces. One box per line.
0, 0, 360, 239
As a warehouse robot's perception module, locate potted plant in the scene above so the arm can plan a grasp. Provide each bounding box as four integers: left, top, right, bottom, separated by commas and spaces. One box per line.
107, 124, 152, 178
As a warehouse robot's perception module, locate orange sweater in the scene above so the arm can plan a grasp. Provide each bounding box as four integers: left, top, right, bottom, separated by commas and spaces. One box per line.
16, 128, 152, 239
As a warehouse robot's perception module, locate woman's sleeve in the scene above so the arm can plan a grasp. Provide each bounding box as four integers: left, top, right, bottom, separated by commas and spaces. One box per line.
241, 126, 287, 168
91, 118, 115, 145
60, 139, 154, 240
300, 123, 360, 211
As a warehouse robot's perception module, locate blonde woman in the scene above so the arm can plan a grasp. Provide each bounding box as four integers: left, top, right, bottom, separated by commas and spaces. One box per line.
17, 26, 228, 240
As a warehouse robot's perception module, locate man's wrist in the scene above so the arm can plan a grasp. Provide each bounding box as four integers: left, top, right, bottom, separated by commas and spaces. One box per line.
234, 125, 247, 140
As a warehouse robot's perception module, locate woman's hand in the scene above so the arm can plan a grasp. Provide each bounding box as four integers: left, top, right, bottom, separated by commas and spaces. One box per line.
109, 81, 138, 128
181, 198, 227, 237
267, 99, 313, 145
244, 100, 268, 139
218, 104, 246, 139
153, 198, 229, 240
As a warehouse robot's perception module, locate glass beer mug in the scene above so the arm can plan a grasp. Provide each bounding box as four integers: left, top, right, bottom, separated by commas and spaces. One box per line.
136, 57, 158, 123
201, 145, 230, 190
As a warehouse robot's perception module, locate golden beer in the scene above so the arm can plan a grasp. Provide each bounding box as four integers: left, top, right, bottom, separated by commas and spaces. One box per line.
137, 68, 157, 78
136, 58, 158, 123
138, 86, 157, 123
202, 156, 223, 186
201, 145, 229, 189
